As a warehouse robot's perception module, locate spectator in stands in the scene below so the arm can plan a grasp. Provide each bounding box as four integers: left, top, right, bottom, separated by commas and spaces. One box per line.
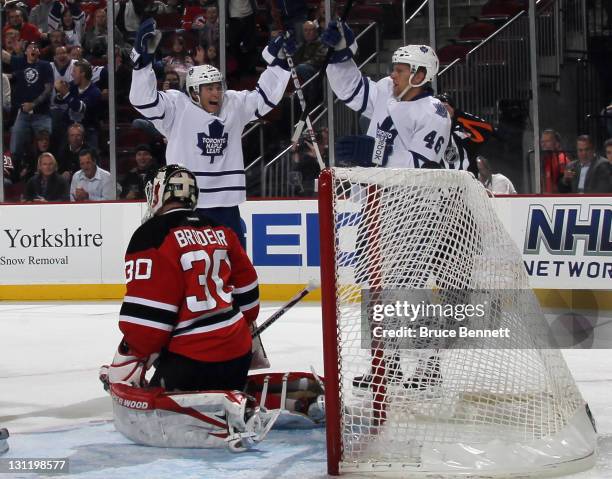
477, 155, 516, 194
2, 28, 24, 57
82, 8, 126, 59
49, 45, 75, 151
290, 126, 327, 196
54, 60, 102, 149
19, 129, 51, 182
206, 44, 219, 68
293, 21, 327, 105
1, 42, 53, 167
23, 152, 69, 202
559, 135, 611, 193
120, 144, 158, 199
2, 73, 10, 112
269, 0, 309, 45
58, 122, 88, 180
539, 129, 569, 193
69, 45, 84, 61
311, 0, 326, 31
197, 5, 220, 49
2, 7, 42, 44
160, 35, 194, 87
228, 0, 257, 75
604, 138, 612, 164
29, 0, 54, 34
70, 148, 113, 201
3, 151, 15, 187
40, 29, 67, 61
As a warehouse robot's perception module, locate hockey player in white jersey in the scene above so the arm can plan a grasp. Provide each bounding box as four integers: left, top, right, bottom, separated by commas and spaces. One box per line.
321, 21, 451, 168
129, 18, 294, 247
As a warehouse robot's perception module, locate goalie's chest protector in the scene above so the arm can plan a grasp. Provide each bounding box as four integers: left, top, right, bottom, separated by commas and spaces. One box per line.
164, 95, 247, 209
367, 92, 451, 169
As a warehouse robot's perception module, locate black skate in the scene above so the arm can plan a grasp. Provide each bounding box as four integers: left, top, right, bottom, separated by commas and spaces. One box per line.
404, 356, 442, 390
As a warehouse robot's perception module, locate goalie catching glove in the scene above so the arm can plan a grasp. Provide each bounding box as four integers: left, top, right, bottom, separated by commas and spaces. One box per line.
321, 21, 357, 63
99, 340, 158, 388
130, 18, 162, 69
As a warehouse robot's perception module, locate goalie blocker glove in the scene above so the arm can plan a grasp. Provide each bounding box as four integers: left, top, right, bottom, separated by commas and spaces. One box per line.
262, 31, 297, 71
130, 18, 162, 70
321, 21, 357, 64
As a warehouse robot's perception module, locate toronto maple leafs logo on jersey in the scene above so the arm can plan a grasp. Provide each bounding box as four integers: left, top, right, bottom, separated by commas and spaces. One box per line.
434, 102, 448, 119
24, 67, 39, 85
373, 117, 398, 166
196, 119, 228, 163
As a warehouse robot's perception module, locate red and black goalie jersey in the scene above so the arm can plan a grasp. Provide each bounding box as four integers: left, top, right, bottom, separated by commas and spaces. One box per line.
119, 208, 259, 363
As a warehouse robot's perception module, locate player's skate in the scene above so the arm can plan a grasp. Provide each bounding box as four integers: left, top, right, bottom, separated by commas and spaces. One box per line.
403, 355, 442, 391
0, 428, 8, 455
352, 354, 404, 393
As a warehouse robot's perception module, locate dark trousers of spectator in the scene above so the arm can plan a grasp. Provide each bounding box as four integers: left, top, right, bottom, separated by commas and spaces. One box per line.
85, 127, 99, 153
228, 14, 257, 75
10, 111, 52, 159
196, 205, 246, 250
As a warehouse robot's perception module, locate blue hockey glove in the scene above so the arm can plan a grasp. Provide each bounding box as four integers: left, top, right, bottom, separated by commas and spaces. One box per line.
130, 18, 162, 70
335, 135, 375, 167
262, 31, 296, 70
321, 21, 357, 63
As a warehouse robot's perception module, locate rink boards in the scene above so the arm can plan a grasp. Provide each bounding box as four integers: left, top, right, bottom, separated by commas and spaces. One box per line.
0, 196, 610, 309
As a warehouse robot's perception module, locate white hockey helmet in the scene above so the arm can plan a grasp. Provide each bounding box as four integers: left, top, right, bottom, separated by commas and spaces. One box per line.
392, 45, 440, 87
185, 64, 225, 108
144, 165, 199, 220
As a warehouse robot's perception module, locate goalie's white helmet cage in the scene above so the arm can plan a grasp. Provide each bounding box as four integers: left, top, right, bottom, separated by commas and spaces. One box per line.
317, 167, 597, 477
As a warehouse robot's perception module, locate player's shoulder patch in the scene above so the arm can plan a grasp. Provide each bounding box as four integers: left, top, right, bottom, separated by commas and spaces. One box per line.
433, 100, 449, 119
126, 210, 204, 253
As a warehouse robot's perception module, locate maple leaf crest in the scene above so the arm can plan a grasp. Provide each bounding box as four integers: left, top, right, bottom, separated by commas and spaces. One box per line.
196, 119, 229, 164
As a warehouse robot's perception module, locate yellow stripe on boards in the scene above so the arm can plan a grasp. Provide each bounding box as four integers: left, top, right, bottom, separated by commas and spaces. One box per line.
0, 283, 323, 302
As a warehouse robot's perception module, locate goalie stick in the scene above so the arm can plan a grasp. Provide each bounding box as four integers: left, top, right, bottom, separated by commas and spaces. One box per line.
285, 0, 356, 170
251, 280, 319, 339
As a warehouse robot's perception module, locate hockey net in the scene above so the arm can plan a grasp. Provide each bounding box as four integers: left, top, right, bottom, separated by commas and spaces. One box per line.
318, 168, 596, 477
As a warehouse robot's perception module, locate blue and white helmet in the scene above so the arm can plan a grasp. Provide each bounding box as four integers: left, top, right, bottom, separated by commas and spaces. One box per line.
392, 45, 439, 87
185, 64, 225, 108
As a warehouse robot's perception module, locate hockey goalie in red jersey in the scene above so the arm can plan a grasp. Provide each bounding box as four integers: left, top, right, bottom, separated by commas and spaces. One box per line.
100, 165, 280, 451
111, 164, 260, 392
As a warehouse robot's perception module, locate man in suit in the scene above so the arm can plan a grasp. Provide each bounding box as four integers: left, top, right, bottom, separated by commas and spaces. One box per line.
558, 135, 611, 193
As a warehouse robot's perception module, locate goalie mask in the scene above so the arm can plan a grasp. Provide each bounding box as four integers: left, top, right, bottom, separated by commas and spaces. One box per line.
392, 45, 439, 97
144, 165, 199, 220
186, 64, 225, 114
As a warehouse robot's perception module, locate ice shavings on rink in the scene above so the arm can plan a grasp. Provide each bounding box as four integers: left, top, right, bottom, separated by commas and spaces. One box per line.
1, 302, 611, 478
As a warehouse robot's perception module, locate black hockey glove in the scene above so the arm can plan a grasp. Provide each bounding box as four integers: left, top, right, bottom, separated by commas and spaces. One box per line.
130, 18, 161, 70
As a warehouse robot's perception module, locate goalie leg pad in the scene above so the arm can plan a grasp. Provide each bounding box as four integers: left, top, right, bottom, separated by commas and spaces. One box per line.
109, 384, 278, 451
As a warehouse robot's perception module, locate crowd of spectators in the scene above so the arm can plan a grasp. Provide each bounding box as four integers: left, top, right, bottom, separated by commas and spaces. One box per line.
1, 0, 610, 202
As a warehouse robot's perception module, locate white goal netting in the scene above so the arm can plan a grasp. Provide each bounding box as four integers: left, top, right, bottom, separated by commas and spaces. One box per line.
319, 168, 596, 477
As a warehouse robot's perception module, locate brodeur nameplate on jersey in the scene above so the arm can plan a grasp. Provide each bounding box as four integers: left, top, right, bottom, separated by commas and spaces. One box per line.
119, 208, 259, 362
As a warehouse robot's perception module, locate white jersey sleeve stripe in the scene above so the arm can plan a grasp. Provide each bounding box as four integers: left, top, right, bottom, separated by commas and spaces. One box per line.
119, 315, 175, 331
233, 279, 258, 294
132, 92, 160, 110
124, 295, 179, 312
342, 76, 364, 104
358, 79, 370, 115
239, 299, 259, 313
255, 84, 276, 109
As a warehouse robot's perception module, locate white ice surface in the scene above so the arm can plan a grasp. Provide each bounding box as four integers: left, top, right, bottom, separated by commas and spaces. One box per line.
0, 302, 611, 478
